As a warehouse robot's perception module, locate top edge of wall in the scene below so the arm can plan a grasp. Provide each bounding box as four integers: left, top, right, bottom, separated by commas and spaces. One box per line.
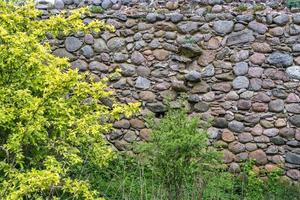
35, 0, 300, 14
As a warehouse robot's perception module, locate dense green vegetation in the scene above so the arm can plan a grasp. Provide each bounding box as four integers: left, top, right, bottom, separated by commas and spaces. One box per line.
92, 108, 300, 200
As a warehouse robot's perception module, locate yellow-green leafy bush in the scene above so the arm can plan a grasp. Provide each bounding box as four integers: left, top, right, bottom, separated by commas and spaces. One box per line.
0, 1, 139, 199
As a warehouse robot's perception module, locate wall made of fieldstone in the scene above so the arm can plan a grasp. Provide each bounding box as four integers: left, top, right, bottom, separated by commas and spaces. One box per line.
41, 1, 300, 180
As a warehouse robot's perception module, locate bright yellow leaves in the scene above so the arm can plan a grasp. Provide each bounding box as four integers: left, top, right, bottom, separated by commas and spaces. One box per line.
0, 1, 139, 199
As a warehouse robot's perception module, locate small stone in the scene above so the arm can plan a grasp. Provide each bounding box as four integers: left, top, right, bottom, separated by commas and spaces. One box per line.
114, 140, 130, 151
279, 128, 295, 139
94, 38, 108, 53
101, 0, 112, 9
71, 60, 88, 71
185, 70, 201, 82
269, 27, 284, 36
233, 62, 248, 76
287, 169, 300, 180
251, 124, 263, 136
207, 37, 221, 49
147, 102, 166, 113
201, 64, 215, 77
84, 34, 94, 44
89, 61, 109, 73
228, 121, 244, 133
120, 64, 136, 76
177, 21, 199, 34
286, 66, 300, 80
275, 118, 286, 128
213, 117, 228, 128
273, 14, 289, 25
272, 88, 288, 99
249, 78, 262, 91
252, 92, 271, 102
107, 37, 125, 51
226, 91, 239, 100
228, 141, 245, 154
250, 53, 265, 65
286, 103, 300, 114
263, 128, 279, 137
169, 13, 184, 23
267, 52, 293, 67
52, 48, 76, 61
232, 76, 249, 89
123, 131, 136, 143
153, 49, 170, 61
260, 120, 274, 128
246, 143, 257, 151
213, 20, 234, 35
289, 115, 300, 127
230, 50, 249, 62
251, 42, 272, 53
131, 51, 146, 65
223, 150, 235, 163
140, 128, 151, 140
226, 30, 255, 46
65, 36, 82, 52
292, 44, 300, 52
237, 100, 251, 110
113, 119, 130, 129
286, 152, 300, 165
114, 53, 128, 63
80, 45, 94, 58
172, 80, 187, 92
293, 14, 300, 24
254, 136, 270, 143
252, 103, 268, 112
194, 102, 209, 112
212, 82, 232, 92
228, 163, 240, 173
238, 133, 253, 143
248, 21, 268, 34
207, 127, 220, 139
129, 119, 145, 129
249, 150, 268, 165
269, 99, 284, 112
166, 0, 179, 10
135, 77, 150, 90
222, 129, 235, 142
266, 146, 278, 155
139, 91, 156, 102
198, 51, 215, 66
54, 0, 64, 9
248, 67, 264, 78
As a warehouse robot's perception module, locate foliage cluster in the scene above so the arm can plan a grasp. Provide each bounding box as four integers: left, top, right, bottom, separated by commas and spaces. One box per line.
95, 108, 300, 200
0, 1, 139, 199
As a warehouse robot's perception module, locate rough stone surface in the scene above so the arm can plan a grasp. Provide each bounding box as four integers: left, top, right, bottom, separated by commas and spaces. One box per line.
65, 36, 82, 52
286, 66, 300, 80
232, 76, 249, 89
249, 150, 268, 165
267, 52, 293, 67
45, 3, 300, 176
213, 20, 234, 35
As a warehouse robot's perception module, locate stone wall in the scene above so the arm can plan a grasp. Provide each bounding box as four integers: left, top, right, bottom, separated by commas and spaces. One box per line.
41, 2, 300, 180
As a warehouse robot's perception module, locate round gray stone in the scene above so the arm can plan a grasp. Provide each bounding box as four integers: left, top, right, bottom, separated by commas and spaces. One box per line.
232, 76, 249, 89
233, 62, 248, 76
286, 66, 300, 80
228, 121, 245, 133
213, 20, 234, 35
65, 36, 82, 52
267, 52, 293, 67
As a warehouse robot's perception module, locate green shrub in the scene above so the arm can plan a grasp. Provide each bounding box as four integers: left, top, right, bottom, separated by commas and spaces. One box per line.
0, 2, 139, 199
136, 108, 221, 200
